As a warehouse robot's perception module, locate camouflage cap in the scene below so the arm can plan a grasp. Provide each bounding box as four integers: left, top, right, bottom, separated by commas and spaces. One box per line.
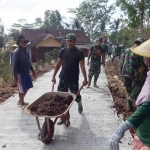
65, 33, 76, 40
134, 38, 143, 44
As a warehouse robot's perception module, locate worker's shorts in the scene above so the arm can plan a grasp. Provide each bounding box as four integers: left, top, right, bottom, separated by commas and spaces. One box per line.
57, 79, 81, 103
132, 134, 150, 150
17, 74, 33, 93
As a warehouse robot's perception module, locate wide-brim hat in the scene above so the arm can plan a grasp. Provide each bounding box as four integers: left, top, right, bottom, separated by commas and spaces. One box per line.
16, 35, 29, 44
12, 44, 17, 47
131, 39, 150, 58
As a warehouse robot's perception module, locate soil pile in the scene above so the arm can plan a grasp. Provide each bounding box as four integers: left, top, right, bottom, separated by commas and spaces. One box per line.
105, 58, 136, 136
105, 58, 136, 120
31, 94, 73, 116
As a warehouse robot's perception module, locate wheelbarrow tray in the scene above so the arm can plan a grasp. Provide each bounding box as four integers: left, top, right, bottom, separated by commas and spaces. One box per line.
25, 91, 76, 118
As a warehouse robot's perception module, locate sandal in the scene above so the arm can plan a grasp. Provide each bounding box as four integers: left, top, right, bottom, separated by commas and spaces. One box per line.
17, 101, 29, 106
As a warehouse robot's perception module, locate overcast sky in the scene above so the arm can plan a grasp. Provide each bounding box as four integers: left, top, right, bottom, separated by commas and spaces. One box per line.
0, 0, 84, 33
0, 0, 116, 34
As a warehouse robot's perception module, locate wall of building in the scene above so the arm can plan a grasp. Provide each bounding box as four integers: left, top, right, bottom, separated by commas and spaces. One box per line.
37, 36, 61, 47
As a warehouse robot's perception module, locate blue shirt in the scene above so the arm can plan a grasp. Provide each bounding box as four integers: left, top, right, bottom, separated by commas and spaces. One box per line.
12, 46, 33, 77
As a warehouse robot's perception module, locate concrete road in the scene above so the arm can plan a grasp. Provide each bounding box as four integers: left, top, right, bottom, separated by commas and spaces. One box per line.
0, 63, 133, 150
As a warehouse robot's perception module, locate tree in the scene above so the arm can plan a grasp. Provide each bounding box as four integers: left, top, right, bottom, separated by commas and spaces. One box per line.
43, 10, 64, 29
68, 0, 114, 41
71, 18, 81, 30
8, 18, 34, 38
34, 17, 43, 29
116, 0, 150, 36
0, 19, 4, 48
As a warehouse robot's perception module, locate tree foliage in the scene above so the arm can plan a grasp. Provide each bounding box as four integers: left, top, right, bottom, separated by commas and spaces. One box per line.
116, 0, 150, 35
8, 19, 34, 39
34, 17, 43, 29
68, 0, 114, 41
43, 10, 64, 29
0, 19, 4, 48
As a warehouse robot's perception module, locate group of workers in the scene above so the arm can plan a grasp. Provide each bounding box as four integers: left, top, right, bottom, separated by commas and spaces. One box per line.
11, 33, 150, 149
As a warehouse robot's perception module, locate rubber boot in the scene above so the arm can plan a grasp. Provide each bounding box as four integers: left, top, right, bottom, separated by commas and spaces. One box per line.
128, 85, 142, 102
87, 77, 92, 88
78, 101, 83, 114
126, 94, 132, 111
93, 77, 99, 88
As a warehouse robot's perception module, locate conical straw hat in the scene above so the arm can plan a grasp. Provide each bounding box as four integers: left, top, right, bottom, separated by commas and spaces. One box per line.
131, 39, 150, 58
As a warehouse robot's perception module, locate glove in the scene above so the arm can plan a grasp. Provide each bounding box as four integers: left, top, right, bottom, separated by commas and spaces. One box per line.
110, 120, 134, 150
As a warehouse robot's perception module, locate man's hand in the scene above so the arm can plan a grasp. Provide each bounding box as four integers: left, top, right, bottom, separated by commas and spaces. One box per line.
87, 62, 90, 66
51, 77, 56, 83
83, 79, 88, 86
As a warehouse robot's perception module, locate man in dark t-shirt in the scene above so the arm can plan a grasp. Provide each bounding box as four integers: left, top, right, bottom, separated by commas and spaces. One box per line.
52, 33, 88, 125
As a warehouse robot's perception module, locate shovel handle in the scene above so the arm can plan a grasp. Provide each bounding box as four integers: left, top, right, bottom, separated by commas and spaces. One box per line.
76, 85, 84, 97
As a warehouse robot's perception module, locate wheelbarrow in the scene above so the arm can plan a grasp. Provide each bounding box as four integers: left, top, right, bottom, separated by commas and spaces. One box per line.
24, 83, 83, 144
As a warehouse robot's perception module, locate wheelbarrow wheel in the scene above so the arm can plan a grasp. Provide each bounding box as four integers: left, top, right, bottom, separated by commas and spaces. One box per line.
41, 119, 54, 144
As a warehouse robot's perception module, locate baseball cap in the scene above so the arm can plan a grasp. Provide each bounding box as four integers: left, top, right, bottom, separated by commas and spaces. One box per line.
65, 33, 76, 40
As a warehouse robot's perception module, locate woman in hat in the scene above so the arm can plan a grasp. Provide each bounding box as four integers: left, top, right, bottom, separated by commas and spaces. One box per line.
110, 39, 150, 150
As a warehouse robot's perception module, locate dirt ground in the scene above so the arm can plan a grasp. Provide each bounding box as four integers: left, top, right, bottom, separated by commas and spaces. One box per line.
0, 65, 55, 104
105, 58, 136, 135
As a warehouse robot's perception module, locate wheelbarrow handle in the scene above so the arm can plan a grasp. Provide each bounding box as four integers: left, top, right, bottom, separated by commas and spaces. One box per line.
76, 85, 84, 97
52, 82, 83, 96
52, 82, 55, 92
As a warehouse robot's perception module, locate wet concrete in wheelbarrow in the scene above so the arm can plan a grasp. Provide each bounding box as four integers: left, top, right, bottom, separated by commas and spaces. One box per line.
0, 60, 132, 150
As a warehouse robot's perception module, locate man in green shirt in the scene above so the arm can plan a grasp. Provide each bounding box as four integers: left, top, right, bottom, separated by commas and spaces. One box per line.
87, 37, 105, 88
110, 39, 150, 150
119, 38, 148, 110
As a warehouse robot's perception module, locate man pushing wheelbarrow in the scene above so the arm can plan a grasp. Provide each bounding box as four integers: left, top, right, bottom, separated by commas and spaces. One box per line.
51, 33, 88, 125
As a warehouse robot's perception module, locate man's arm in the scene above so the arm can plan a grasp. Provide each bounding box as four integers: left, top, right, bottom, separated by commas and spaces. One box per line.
87, 51, 92, 66
79, 60, 88, 86
12, 51, 19, 83
52, 58, 62, 83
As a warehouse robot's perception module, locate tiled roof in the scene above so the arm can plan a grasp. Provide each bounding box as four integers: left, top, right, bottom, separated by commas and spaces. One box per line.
22, 29, 91, 46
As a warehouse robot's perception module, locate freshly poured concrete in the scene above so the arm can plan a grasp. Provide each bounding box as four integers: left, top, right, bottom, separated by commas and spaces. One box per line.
0, 63, 132, 150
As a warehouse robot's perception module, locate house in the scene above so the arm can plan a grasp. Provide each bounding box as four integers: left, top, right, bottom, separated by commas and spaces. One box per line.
21, 29, 92, 63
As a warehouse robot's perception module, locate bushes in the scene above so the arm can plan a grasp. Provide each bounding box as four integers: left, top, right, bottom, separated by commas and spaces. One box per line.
0, 65, 11, 82
44, 48, 59, 63
0, 62, 7, 68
